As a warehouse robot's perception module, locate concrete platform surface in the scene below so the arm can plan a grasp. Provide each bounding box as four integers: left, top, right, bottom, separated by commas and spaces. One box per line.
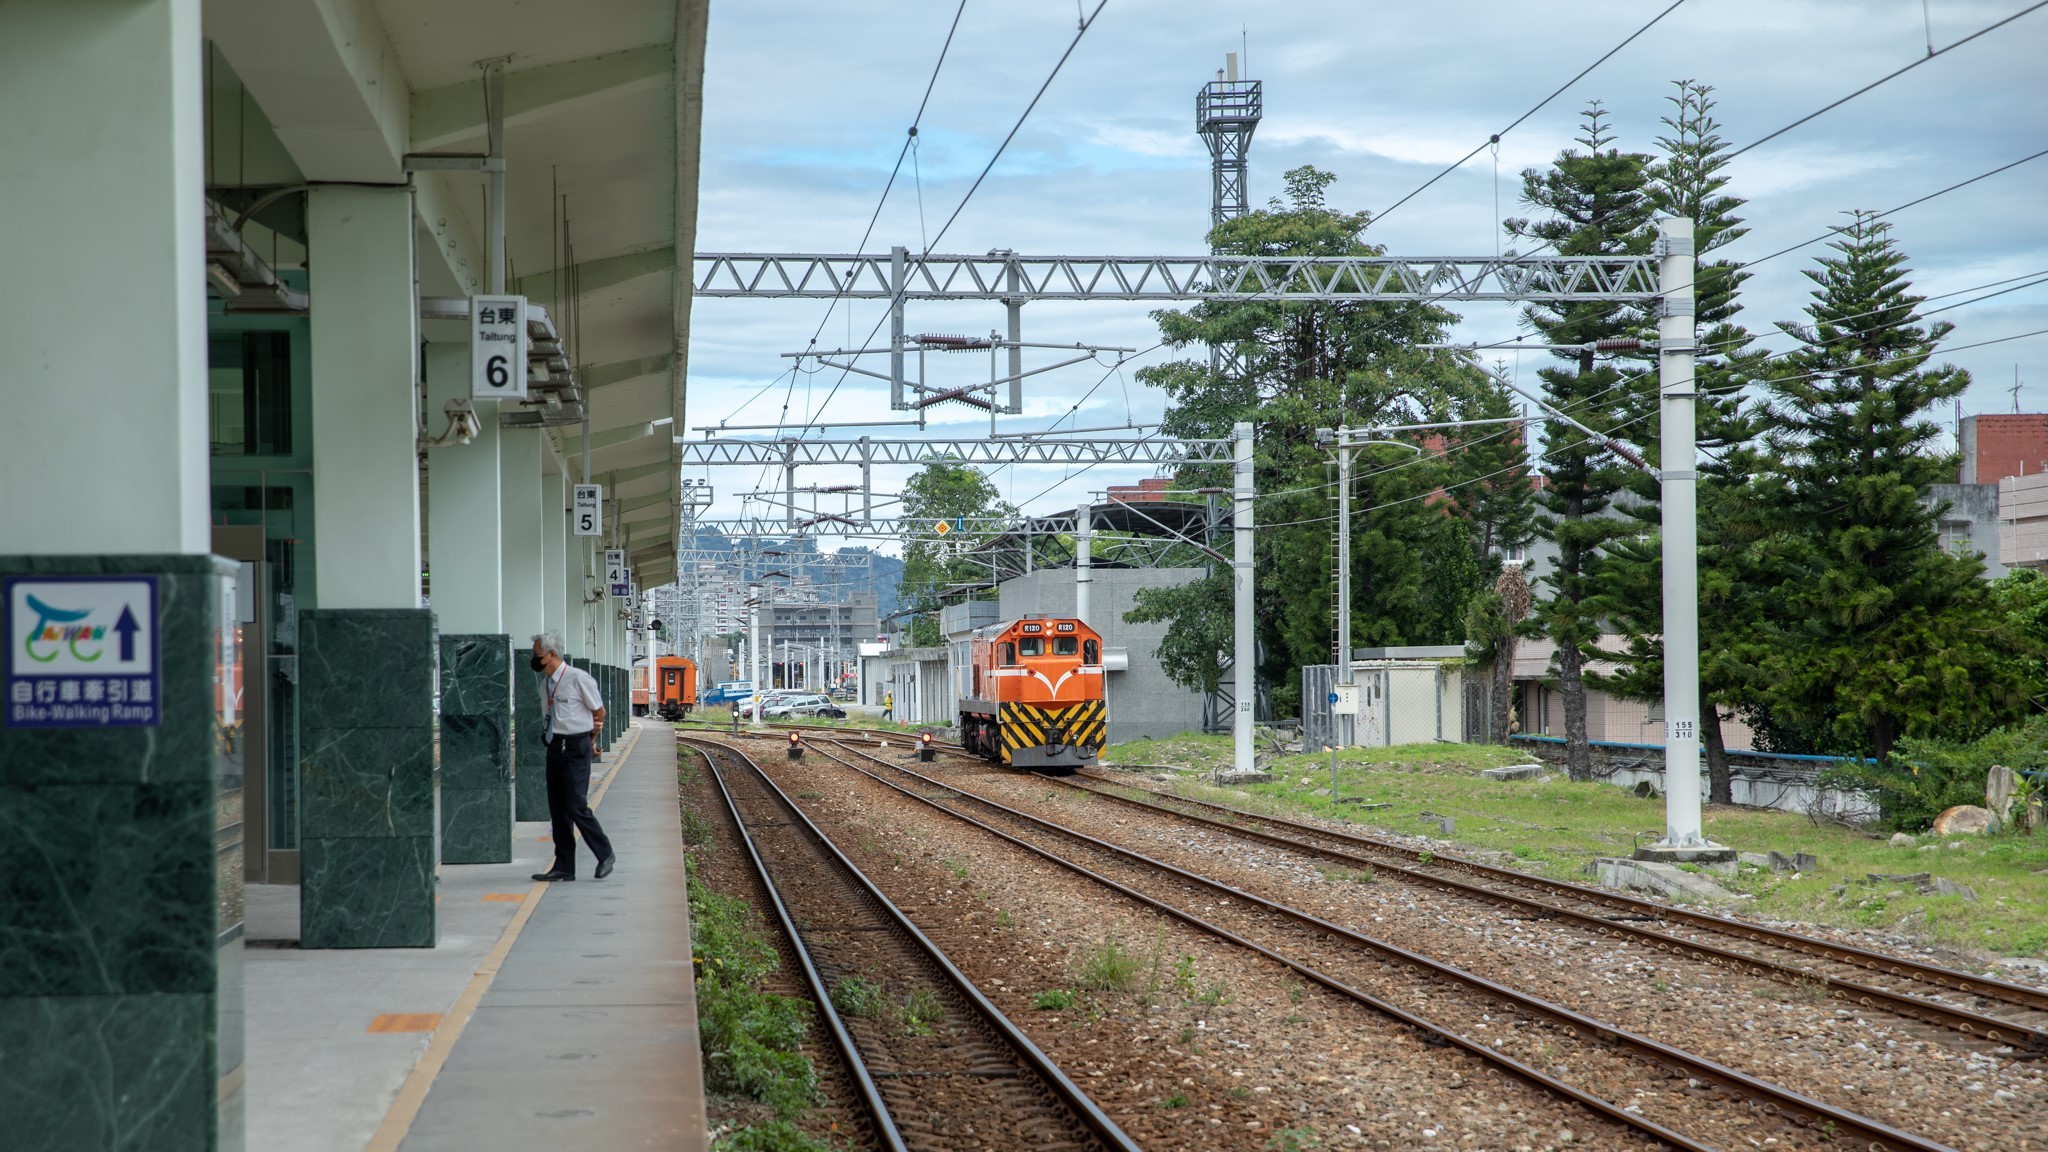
241, 721, 705, 1152
400, 722, 706, 1151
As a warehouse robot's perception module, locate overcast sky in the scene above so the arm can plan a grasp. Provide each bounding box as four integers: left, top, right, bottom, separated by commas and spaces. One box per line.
684, 0, 2048, 545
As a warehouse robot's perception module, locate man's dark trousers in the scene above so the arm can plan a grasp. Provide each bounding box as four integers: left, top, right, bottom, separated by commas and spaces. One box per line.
545, 731, 613, 875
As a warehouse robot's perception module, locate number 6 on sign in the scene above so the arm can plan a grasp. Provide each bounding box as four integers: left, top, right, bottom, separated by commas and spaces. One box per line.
470, 295, 528, 399
572, 484, 601, 537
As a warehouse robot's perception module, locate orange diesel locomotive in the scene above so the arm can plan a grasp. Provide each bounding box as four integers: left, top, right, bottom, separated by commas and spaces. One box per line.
651, 656, 696, 721
959, 616, 1107, 773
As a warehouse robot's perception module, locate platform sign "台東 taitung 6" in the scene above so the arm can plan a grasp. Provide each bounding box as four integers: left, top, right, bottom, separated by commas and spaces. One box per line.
4, 576, 161, 728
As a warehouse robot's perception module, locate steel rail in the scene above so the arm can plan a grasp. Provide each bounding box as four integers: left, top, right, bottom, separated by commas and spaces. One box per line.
685, 735, 1144, 1152
1048, 774, 2048, 1053
811, 739, 1956, 1152
798, 738, 1709, 1152
683, 737, 908, 1152
1072, 772, 2048, 1022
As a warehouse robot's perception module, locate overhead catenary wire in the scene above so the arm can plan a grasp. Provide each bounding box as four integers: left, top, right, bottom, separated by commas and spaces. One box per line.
789, 1, 1111, 438
1372, 0, 1689, 226
1743, 145, 2048, 267
1726, 0, 2048, 160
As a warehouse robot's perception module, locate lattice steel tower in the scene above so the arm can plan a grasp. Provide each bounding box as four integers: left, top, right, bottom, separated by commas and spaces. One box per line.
1197, 53, 1262, 230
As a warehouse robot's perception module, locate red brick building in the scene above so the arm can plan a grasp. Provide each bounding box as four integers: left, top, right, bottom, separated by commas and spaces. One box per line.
1959, 414, 2048, 484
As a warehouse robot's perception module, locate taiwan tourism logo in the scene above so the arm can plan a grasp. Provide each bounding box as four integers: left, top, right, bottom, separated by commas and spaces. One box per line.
5, 576, 161, 728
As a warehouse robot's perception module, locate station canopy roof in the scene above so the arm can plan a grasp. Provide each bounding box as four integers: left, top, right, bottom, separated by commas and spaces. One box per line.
208, 0, 708, 590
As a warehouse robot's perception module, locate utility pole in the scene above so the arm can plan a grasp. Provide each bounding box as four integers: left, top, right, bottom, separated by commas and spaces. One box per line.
1644, 215, 1727, 861
1335, 434, 1353, 757
1232, 421, 1256, 775
1075, 501, 1093, 626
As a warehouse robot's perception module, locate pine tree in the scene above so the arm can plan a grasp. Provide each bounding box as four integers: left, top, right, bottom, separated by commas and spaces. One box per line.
1506, 103, 1655, 779
1586, 80, 1772, 801
1756, 213, 2027, 761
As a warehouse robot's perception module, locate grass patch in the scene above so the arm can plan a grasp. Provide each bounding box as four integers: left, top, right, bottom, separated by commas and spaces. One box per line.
943, 857, 970, 879
1075, 935, 1143, 992
1124, 737, 2048, 958
1033, 988, 1076, 1011
1161, 1093, 1189, 1109
828, 977, 884, 1019
994, 908, 1014, 928
713, 1119, 842, 1152
688, 861, 818, 1117
682, 808, 716, 851
898, 987, 947, 1036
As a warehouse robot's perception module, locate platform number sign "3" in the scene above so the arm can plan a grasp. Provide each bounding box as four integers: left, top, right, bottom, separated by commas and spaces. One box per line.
572, 485, 602, 537
470, 295, 528, 400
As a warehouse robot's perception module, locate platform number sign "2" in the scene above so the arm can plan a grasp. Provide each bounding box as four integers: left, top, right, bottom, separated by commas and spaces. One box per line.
470, 295, 528, 400
572, 485, 602, 537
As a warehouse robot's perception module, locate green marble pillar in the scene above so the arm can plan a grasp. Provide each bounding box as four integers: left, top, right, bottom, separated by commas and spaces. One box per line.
0, 555, 239, 1152
298, 609, 438, 948
513, 662, 549, 821
438, 635, 512, 864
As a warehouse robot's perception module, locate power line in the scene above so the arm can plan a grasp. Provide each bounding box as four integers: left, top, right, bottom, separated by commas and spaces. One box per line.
792, 1, 1111, 437
1727, 0, 2048, 160
1744, 145, 2048, 267
1372, 0, 1689, 226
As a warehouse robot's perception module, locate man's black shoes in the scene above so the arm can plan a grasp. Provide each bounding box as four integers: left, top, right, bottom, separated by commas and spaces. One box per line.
595, 855, 616, 880
531, 870, 574, 882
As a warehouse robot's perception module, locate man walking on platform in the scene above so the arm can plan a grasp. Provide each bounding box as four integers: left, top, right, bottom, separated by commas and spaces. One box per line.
529, 632, 617, 882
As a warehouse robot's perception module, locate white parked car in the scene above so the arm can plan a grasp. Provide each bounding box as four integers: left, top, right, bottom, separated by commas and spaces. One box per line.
764, 693, 846, 720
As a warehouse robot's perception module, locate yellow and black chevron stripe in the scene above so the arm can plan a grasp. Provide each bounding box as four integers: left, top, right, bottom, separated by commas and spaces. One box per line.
998, 699, 1107, 765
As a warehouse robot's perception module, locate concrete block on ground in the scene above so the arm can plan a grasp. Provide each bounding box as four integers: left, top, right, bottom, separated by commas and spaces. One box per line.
1923, 876, 1978, 901
1481, 763, 1546, 781
1217, 769, 1273, 785
1594, 857, 1735, 902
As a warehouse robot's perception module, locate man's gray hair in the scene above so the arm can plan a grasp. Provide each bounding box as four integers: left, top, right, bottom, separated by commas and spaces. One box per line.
533, 631, 566, 658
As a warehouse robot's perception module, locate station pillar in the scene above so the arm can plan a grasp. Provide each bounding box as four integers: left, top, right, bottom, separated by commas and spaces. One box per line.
299, 186, 438, 948
425, 345, 513, 864
504, 432, 550, 821
0, 2, 243, 1148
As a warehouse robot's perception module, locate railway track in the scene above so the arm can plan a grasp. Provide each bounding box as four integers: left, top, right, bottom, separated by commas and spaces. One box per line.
687, 724, 2048, 1050
802, 735, 1957, 1152
1054, 768, 2048, 1054
681, 735, 1142, 1152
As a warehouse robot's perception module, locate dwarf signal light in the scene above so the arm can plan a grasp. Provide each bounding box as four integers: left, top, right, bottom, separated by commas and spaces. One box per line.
917, 730, 936, 763
787, 730, 803, 761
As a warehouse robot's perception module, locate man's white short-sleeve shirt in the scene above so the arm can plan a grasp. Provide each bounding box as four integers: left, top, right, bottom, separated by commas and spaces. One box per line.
542, 663, 604, 735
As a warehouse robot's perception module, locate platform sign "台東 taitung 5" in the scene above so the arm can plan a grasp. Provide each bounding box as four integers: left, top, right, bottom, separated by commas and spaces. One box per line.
4, 576, 161, 728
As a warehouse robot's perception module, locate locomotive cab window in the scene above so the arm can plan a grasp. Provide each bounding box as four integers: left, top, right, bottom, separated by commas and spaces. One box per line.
1083, 639, 1099, 664
1053, 637, 1078, 656
1019, 637, 1044, 657
1000, 642, 1017, 666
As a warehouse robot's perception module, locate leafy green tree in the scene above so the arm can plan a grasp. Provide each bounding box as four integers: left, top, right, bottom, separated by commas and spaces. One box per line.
1129, 167, 1530, 710
896, 461, 1012, 646
1506, 102, 1656, 779
1585, 80, 1774, 801
1753, 212, 2027, 763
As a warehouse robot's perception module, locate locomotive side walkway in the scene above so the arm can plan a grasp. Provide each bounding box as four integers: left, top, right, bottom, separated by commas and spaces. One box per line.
242, 720, 707, 1152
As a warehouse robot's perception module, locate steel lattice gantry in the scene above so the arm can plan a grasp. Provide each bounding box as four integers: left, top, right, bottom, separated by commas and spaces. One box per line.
692, 252, 1660, 303
672, 436, 1234, 467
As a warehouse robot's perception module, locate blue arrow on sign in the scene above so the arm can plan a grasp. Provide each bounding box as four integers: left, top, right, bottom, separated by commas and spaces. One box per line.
1327, 691, 1339, 705
114, 605, 141, 663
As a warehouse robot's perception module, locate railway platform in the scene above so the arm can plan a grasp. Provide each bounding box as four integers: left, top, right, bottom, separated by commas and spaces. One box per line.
242, 721, 707, 1152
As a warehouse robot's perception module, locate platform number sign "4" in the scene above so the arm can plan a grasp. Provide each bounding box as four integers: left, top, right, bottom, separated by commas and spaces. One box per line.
470, 295, 528, 400
572, 485, 601, 537
605, 550, 629, 598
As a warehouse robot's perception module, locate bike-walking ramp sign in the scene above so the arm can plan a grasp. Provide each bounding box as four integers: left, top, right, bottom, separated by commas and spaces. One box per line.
5, 576, 161, 728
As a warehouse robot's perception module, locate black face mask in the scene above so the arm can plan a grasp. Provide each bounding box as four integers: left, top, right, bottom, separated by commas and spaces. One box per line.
529, 655, 548, 673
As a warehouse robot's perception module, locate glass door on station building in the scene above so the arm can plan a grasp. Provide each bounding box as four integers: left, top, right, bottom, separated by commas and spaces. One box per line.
209, 316, 314, 884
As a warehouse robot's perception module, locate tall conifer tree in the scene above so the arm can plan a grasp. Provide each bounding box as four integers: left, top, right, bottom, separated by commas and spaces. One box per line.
1757, 214, 2026, 760
1588, 80, 1771, 800
1506, 103, 1655, 779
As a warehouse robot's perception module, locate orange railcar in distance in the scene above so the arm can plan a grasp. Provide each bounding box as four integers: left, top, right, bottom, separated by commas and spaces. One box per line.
959, 616, 1107, 774
652, 656, 696, 722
